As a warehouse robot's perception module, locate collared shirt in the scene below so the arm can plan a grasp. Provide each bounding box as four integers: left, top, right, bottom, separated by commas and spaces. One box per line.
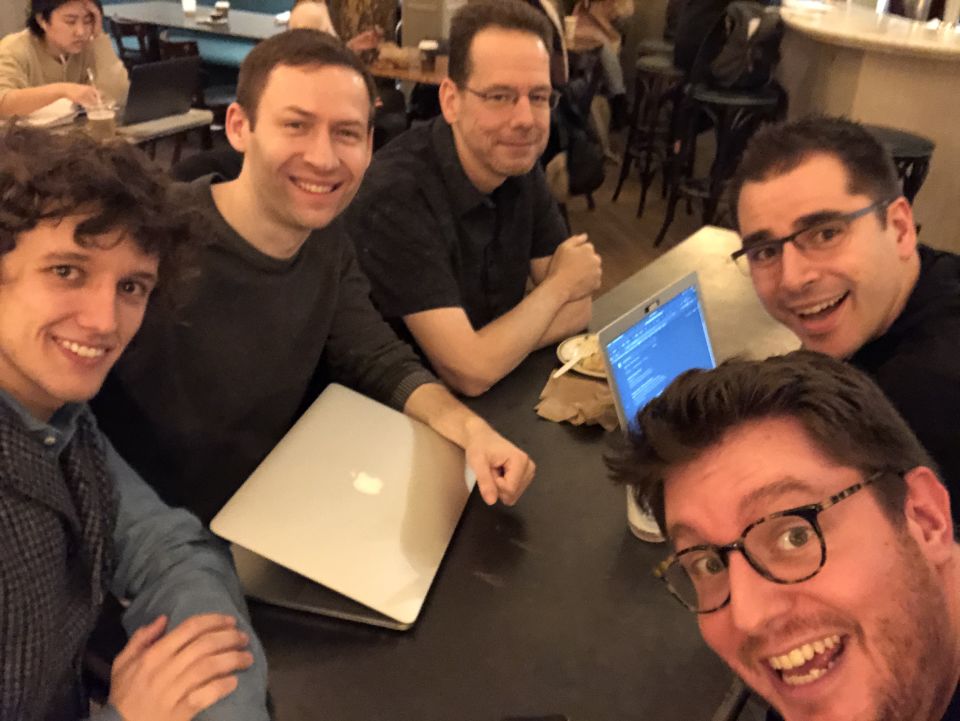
849, 244, 960, 514
347, 117, 567, 340
0, 391, 269, 721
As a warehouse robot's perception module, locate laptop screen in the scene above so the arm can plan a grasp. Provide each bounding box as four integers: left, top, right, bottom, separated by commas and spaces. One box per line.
603, 284, 716, 432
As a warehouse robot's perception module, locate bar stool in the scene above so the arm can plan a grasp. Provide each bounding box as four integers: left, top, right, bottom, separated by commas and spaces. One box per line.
863, 124, 935, 203
653, 84, 781, 246
611, 54, 683, 216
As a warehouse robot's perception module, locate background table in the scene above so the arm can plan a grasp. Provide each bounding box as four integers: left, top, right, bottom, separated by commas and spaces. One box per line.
105, 1, 283, 40
251, 227, 798, 721
118, 107, 214, 141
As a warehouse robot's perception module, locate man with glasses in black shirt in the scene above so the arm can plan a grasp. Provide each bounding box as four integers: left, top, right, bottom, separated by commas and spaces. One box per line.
729, 116, 960, 517
609, 351, 959, 721
346, 0, 602, 397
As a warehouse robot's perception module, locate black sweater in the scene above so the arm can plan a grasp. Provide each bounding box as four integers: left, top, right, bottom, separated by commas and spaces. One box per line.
93, 177, 435, 524
849, 245, 960, 515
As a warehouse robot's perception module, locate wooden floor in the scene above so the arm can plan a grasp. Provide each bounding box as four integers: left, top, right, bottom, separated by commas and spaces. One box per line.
566, 134, 708, 296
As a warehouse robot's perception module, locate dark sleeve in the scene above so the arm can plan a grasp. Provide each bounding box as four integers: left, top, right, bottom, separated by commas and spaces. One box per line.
348, 190, 464, 319
529, 164, 569, 259
873, 349, 960, 508
322, 229, 437, 410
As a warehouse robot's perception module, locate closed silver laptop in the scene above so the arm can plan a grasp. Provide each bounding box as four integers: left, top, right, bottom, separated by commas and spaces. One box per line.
210, 383, 473, 630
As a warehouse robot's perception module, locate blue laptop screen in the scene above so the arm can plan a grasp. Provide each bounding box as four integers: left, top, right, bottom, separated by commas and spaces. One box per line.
604, 285, 716, 431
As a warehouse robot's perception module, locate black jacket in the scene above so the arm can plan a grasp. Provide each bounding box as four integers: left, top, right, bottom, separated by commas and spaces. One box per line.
850, 245, 960, 515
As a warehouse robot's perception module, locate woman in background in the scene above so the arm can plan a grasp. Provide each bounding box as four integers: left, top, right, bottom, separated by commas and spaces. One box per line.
0, 0, 127, 116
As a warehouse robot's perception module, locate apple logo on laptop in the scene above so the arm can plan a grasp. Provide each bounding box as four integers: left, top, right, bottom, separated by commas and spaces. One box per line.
351, 469, 384, 496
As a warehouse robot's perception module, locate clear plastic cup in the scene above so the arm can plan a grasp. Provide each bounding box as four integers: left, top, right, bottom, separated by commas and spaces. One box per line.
86, 107, 116, 141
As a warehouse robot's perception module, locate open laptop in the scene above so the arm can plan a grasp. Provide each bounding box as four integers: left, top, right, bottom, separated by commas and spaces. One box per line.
598, 272, 717, 433
119, 56, 200, 126
210, 384, 474, 631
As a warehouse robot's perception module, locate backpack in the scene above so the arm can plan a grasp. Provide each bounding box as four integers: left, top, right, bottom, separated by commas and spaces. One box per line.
549, 88, 606, 197
708, 1, 783, 89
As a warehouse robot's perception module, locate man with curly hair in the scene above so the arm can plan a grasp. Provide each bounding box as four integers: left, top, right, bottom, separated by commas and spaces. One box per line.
0, 124, 268, 721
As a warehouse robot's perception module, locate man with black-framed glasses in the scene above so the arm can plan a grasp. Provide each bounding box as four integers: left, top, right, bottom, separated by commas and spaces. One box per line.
345, 0, 602, 397
729, 115, 960, 518
609, 351, 960, 721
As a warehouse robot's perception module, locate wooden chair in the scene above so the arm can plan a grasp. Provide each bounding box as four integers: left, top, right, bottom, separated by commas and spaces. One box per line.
106, 17, 159, 68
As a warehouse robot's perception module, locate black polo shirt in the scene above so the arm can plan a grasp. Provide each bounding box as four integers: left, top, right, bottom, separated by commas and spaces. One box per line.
346, 117, 567, 336
849, 244, 960, 516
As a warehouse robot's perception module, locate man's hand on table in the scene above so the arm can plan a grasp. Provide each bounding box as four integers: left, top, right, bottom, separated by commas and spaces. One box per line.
403, 383, 536, 506
543, 234, 602, 302
463, 415, 535, 506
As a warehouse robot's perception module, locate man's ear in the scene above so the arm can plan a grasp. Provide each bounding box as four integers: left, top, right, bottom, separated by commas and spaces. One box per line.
886, 196, 918, 259
223, 102, 251, 153
439, 78, 460, 125
902, 466, 954, 566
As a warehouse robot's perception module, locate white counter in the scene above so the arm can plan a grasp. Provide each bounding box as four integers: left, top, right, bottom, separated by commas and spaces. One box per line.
778, 2, 960, 253
781, 3, 960, 58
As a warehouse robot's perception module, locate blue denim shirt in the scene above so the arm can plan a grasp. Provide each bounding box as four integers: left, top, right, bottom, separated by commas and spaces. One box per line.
2, 392, 269, 721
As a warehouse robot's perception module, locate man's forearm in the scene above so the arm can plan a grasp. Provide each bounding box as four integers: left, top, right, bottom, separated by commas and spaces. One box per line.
402, 382, 491, 448
415, 277, 572, 395
535, 296, 592, 348
107, 444, 270, 721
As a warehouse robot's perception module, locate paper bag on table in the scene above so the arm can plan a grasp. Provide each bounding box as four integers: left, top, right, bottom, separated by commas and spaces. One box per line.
536, 373, 619, 432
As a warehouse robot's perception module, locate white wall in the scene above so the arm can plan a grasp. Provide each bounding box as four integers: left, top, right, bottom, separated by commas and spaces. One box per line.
0, 0, 29, 38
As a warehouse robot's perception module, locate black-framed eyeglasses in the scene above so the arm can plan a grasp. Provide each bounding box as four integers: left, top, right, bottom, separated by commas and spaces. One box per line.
730, 199, 893, 276
654, 470, 894, 614
463, 86, 561, 112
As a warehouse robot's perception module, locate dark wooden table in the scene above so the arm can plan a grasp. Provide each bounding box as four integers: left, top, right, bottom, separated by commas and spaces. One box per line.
105, 1, 283, 41
250, 226, 798, 721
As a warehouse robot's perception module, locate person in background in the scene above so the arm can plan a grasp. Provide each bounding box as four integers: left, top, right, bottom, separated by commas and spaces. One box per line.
93, 29, 536, 525
0, 124, 268, 721
0, 0, 128, 116
730, 115, 960, 516
346, 0, 602, 397
571, 0, 632, 129
610, 351, 959, 721
288, 0, 382, 53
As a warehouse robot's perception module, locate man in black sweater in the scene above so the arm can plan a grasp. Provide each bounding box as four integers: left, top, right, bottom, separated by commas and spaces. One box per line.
729, 116, 960, 517
93, 30, 535, 525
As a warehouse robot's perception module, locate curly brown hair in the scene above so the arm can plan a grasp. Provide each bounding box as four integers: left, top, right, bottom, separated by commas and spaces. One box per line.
0, 123, 193, 303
